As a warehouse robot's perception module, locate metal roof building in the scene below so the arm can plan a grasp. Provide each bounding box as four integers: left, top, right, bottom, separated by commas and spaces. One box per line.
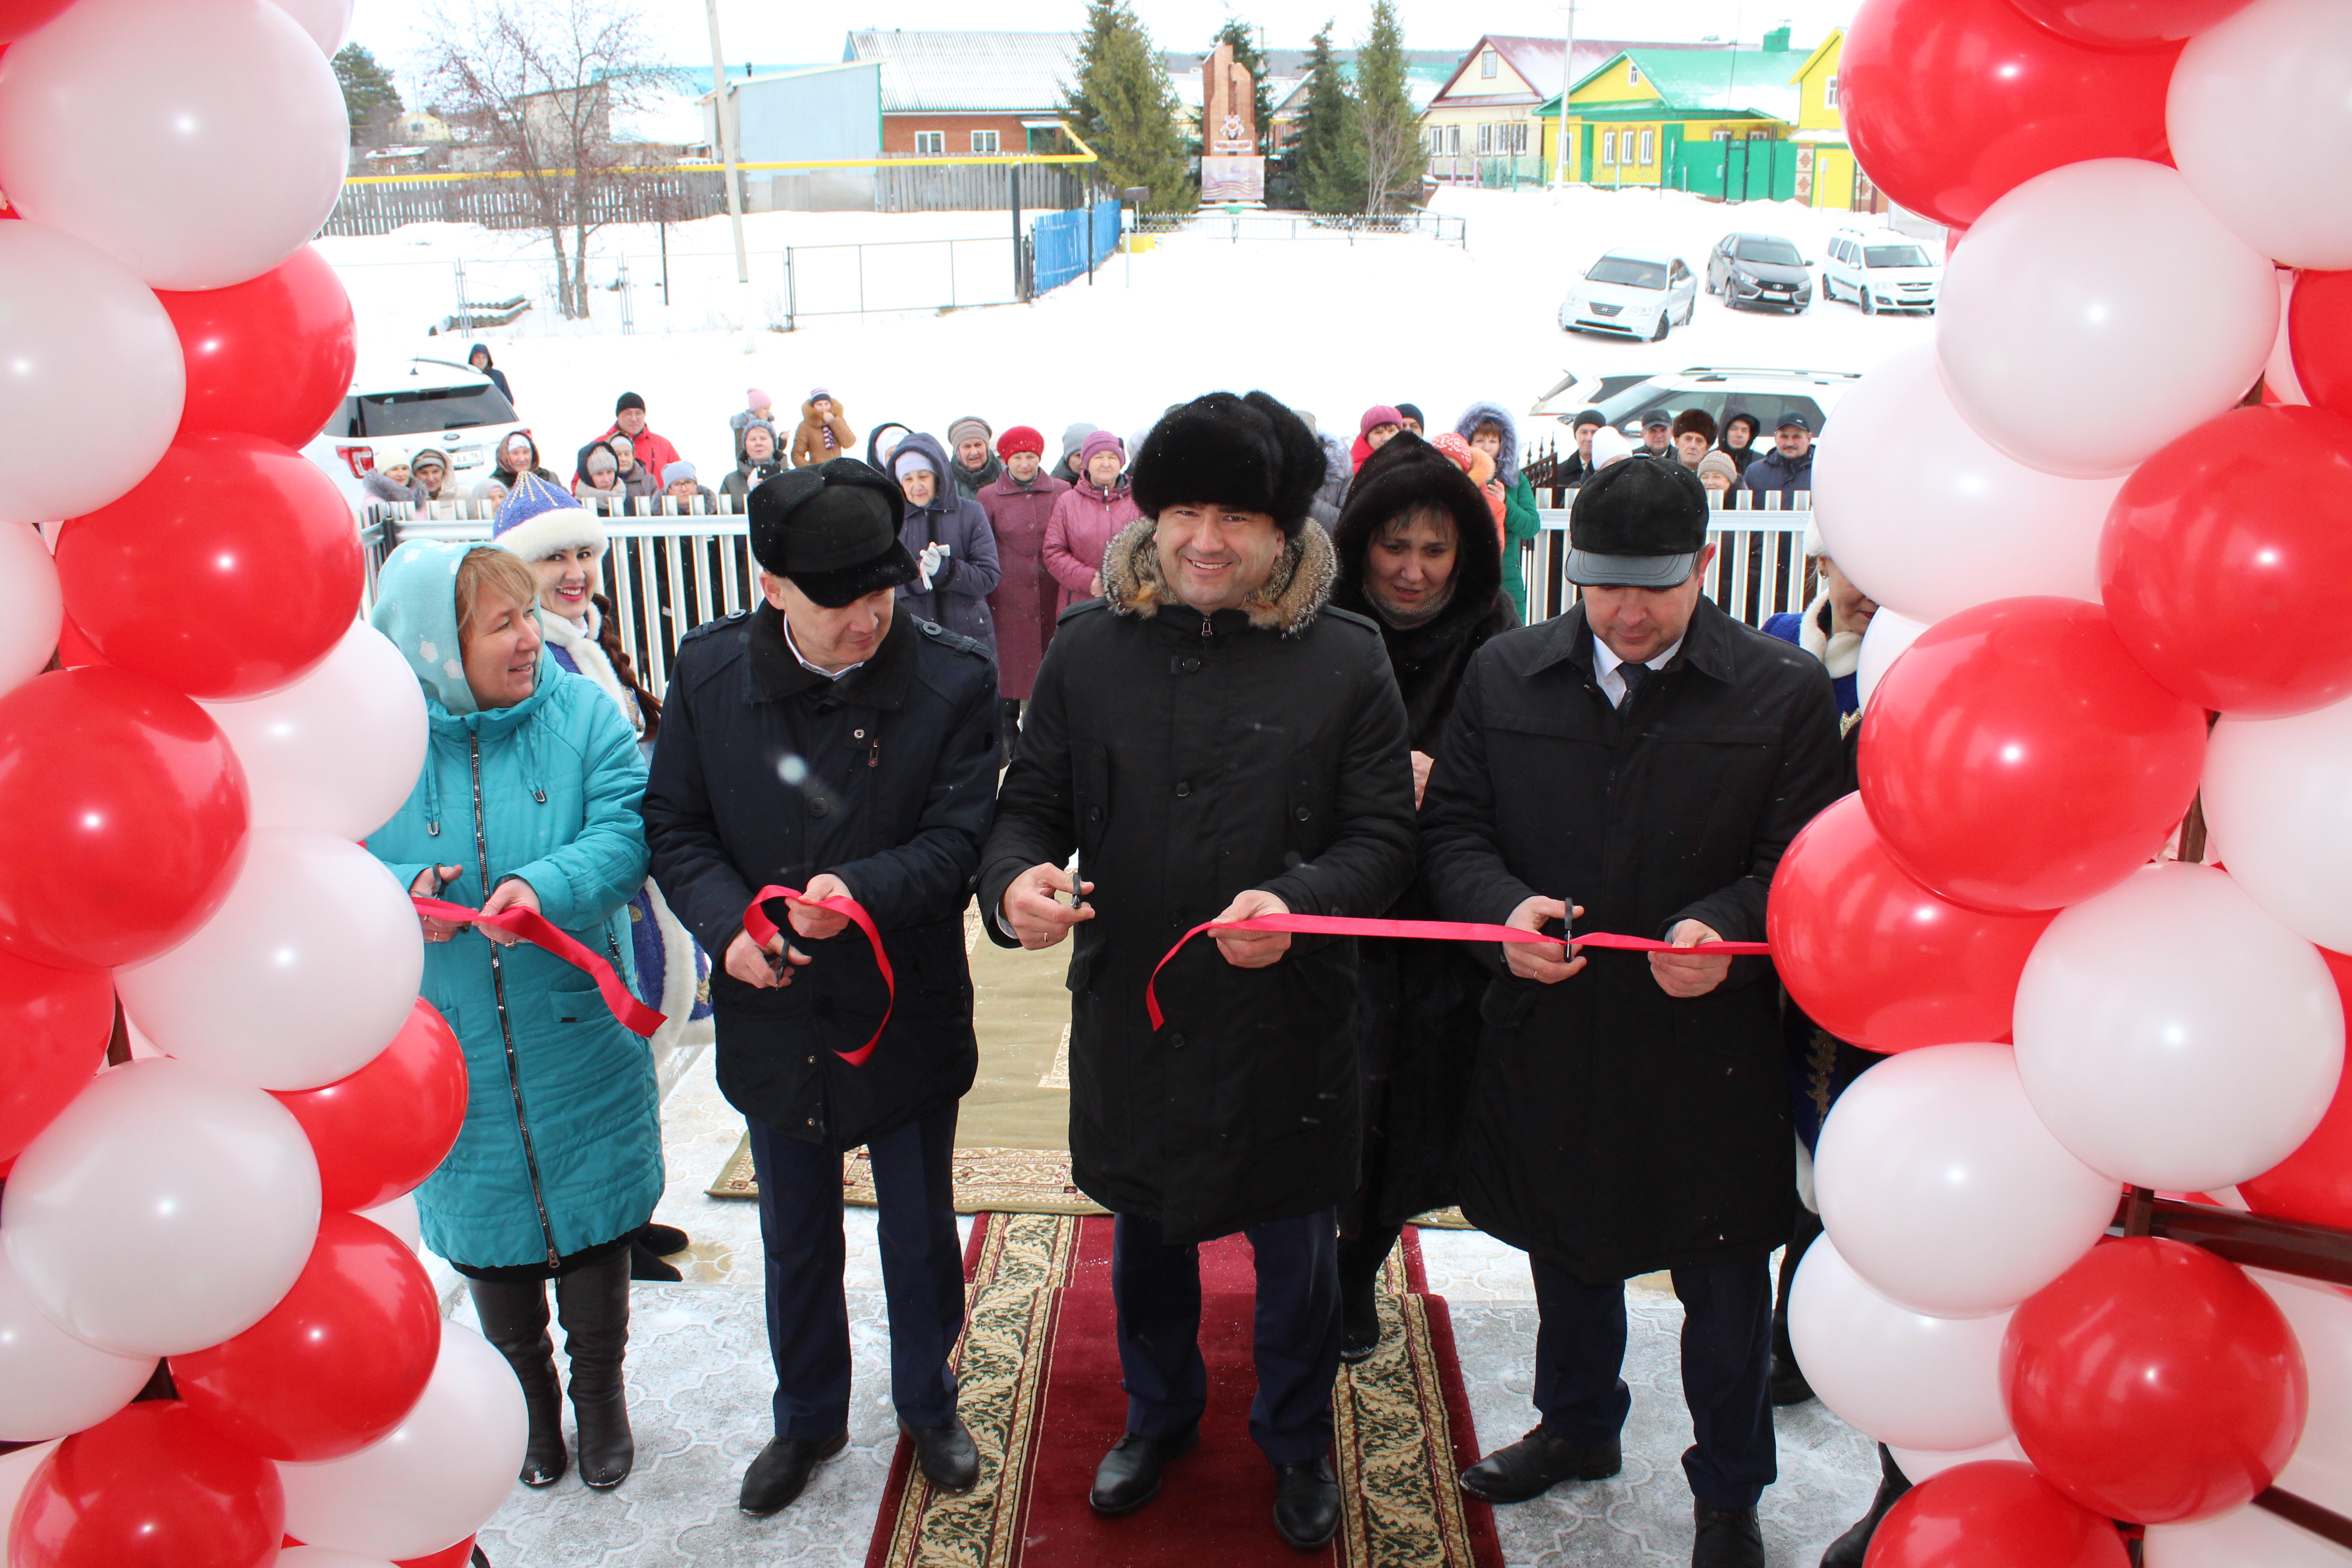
842, 29, 1080, 115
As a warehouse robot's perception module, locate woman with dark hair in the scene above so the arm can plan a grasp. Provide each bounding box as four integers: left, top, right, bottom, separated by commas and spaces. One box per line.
1719, 409, 1764, 476
1327, 431, 1519, 1361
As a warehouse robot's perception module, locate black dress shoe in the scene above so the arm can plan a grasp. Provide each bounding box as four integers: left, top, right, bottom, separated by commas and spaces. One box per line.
902, 1416, 981, 1493
1088, 1428, 1198, 1515
1272, 1456, 1340, 1550
1457, 1428, 1622, 1503
739, 1430, 849, 1516
1821, 1446, 1911, 1568
1339, 1282, 1382, 1364
1693, 1503, 1765, 1568
640, 1223, 690, 1255
1770, 1350, 1816, 1407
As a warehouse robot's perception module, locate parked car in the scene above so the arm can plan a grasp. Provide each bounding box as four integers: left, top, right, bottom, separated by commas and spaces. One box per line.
301, 356, 529, 511
1824, 227, 1941, 314
1705, 232, 1816, 313
1558, 248, 1699, 342
1541, 364, 1864, 446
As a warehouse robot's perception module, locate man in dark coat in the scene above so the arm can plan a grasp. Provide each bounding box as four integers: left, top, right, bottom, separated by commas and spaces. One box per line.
1420, 459, 1842, 1568
979, 391, 1417, 1551
641, 458, 1000, 1519
1739, 412, 1816, 502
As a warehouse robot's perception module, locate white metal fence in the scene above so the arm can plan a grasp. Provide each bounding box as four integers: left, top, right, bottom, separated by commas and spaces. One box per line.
1526, 494, 1818, 626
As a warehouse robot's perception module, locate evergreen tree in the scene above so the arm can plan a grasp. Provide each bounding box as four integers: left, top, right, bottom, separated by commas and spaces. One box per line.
1212, 19, 1275, 154
1355, 0, 1421, 214
1061, 0, 1196, 213
333, 43, 405, 147
1293, 21, 1363, 213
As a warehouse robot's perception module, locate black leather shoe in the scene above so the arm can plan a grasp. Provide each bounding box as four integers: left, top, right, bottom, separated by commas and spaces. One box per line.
554, 1253, 635, 1489
739, 1430, 849, 1516
1770, 1349, 1816, 1407
902, 1416, 980, 1493
1088, 1428, 1199, 1516
640, 1223, 690, 1255
1693, 1503, 1765, 1568
1821, 1446, 1911, 1568
1457, 1428, 1622, 1503
1272, 1456, 1340, 1550
1339, 1279, 1382, 1364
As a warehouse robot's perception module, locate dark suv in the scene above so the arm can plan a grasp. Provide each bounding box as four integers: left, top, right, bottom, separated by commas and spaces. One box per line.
1706, 233, 1815, 314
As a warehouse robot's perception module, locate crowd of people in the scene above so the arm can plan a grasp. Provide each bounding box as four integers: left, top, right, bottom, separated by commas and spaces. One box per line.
362, 379, 1893, 1568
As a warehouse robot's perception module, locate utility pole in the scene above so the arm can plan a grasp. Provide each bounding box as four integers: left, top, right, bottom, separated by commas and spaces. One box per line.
1553, 0, 1578, 190
705, 0, 749, 284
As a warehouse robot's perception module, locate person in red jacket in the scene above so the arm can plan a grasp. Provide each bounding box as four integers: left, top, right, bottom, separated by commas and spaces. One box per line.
601, 392, 682, 486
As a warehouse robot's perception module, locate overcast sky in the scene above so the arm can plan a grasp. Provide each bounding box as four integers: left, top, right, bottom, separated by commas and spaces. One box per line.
350, 0, 1858, 88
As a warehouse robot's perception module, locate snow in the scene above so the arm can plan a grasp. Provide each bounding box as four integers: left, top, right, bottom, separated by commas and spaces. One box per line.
313, 185, 1938, 480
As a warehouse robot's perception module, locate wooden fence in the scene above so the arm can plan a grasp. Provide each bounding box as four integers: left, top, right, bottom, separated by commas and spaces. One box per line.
323, 170, 726, 238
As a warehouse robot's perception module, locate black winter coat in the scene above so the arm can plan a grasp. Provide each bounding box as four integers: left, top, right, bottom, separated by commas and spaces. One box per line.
979, 520, 1418, 1243
642, 604, 1000, 1150
1420, 596, 1842, 1282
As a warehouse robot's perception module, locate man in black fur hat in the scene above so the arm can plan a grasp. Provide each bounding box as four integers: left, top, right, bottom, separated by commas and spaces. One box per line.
1420, 459, 1842, 1568
979, 391, 1418, 1550
642, 458, 1000, 1519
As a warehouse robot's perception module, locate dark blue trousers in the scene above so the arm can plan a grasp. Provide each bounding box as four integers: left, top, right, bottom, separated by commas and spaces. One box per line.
1530, 1252, 1778, 1510
1110, 1208, 1342, 1465
748, 1104, 964, 1440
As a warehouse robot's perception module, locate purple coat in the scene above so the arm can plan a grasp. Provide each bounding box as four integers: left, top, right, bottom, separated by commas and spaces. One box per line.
978, 469, 1071, 700
1043, 477, 1142, 613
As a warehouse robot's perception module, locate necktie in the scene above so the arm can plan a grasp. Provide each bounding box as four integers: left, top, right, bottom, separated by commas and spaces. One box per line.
1617, 661, 1652, 708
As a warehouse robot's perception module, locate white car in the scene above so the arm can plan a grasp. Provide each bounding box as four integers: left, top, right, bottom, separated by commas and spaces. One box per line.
1823, 228, 1941, 315
1558, 249, 1699, 342
302, 356, 530, 511
1534, 364, 1865, 446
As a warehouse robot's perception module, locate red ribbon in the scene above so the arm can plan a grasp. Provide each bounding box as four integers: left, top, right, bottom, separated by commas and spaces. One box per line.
741, 885, 893, 1067
412, 897, 667, 1038
1144, 913, 1772, 1029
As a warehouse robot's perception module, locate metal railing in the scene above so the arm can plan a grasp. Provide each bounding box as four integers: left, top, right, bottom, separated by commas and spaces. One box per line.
1134, 210, 1469, 248
1522, 492, 1817, 626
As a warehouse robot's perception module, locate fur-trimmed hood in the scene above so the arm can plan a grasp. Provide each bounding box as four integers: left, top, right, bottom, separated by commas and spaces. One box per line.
1330, 431, 1504, 635
1097, 515, 1337, 637
1454, 400, 1522, 486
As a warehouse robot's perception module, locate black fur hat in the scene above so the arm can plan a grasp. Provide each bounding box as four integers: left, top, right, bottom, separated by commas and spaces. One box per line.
747, 457, 917, 608
1130, 390, 1328, 536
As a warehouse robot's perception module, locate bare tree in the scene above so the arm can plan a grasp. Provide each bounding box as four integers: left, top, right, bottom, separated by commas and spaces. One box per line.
420, 0, 672, 320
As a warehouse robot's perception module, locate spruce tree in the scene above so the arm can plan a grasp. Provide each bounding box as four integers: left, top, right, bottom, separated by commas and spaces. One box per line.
1212, 19, 1275, 153
1293, 22, 1364, 214
1062, 1, 1196, 213
1355, 0, 1420, 215
333, 43, 405, 147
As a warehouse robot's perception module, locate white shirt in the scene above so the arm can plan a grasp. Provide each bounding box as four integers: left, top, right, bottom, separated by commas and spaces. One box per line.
1592, 634, 1683, 709
782, 614, 866, 682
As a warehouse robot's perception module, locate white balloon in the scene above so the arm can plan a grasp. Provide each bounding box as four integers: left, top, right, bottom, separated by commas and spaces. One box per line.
275, 1550, 400, 1568
0, 522, 62, 696
0, 1245, 155, 1441
1857, 608, 1927, 713
1812, 347, 2122, 622
200, 623, 428, 839
2014, 862, 2343, 1192
2146, 1503, 2352, 1568
116, 830, 422, 1091
1817, 1043, 2119, 1318
2257, 1273, 2352, 1517
2270, 269, 2311, 405
269, 0, 354, 54
358, 1192, 423, 1256
1, 1058, 320, 1356
278, 1320, 528, 1560
1788, 1235, 2015, 1452
2170, 0, 2352, 272
0, 0, 350, 290
2205, 696, 2352, 953
1937, 159, 2279, 479
0, 223, 185, 524
0, 1440, 58, 1536
1886, 1436, 2030, 1482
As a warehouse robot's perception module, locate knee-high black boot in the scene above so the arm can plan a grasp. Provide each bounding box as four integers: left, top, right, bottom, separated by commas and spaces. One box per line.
1772, 1206, 1824, 1406
468, 1277, 567, 1487
1822, 1446, 1910, 1568
555, 1250, 635, 1489
1336, 1222, 1403, 1364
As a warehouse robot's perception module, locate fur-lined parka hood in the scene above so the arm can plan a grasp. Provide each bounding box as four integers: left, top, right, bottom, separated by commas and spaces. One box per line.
1097, 515, 1338, 637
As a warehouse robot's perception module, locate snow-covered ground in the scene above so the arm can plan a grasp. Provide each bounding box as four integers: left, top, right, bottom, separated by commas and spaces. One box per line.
315, 186, 1938, 480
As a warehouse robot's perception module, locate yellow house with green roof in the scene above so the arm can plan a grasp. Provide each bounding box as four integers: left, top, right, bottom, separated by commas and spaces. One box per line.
1536, 33, 1801, 191
1783, 29, 1886, 212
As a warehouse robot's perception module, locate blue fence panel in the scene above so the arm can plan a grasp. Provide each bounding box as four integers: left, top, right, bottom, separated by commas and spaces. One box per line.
1031, 198, 1122, 296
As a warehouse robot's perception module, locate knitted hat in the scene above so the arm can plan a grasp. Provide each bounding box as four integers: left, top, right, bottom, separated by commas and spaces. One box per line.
1695, 450, 1740, 485
583, 444, 617, 476
1078, 430, 1126, 470
1131, 390, 1327, 537
1359, 404, 1405, 436
1395, 402, 1425, 429
1057, 421, 1098, 471
739, 419, 779, 456
947, 415, 993, 449
615, 391, 646, 415
491, 473, 606, 562
894, 447, 937, 480
663, 461, 697, 487
747, 387, 772, 410
809, 387, 833, 402
747, 459, 918, 608
1569, 407, 1607, 432
1430, 431, 1479, 476
997, 425, 1045, 458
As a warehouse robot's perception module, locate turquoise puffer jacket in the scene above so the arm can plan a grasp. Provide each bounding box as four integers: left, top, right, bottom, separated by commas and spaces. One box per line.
366, 541, 662, 1271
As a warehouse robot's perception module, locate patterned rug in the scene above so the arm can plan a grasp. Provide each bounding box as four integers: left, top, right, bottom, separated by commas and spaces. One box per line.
862, 1213, 1502, 1568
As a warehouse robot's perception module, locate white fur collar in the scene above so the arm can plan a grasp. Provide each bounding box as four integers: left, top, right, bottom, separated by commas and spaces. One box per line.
542, 606, 638, 732
1803, 591, 1863, 681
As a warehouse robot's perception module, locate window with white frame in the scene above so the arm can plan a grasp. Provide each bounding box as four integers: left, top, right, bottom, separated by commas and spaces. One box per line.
1825, 74, 1840, 109
1478, 123, 1493, 153
1639, 128, 1655, 164
1602, 130, 1617, 164
971, 129, 1000, 154
914, 131, 944, 156
1480, 49, 1498, 79
1628, 60, 1642, 86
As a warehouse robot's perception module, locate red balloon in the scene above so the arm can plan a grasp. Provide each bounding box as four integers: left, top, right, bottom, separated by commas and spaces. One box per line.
0, 667, 248, 970
1767, 793, 2055, 1053
2004, 1237, 2307, 1523
2100, 405, 2352, 715
0, 948, 113, 1160
0, 3, 73, 44
398, 1539, 479, 1568
2009, 0, 2257, 45
272, 998, 469, 1212
54, 432, 362, 699
2240, 947, 2352, 1227
51, 610, 105, 670
155, 247, 357, 451
1843, 0, 2180, 230
2289, 270, 2352, 418
173, 1211, 440, 1461
1858, 598, 2208, 913
1863, 1461, 2127, 1568
7, 1401, 284, 1568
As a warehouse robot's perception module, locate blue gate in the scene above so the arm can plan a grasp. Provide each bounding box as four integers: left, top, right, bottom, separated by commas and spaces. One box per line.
1029, 198, 1122, 296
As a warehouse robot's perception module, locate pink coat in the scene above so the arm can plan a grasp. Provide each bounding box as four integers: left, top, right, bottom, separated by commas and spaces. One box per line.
979, 470, 1072, 700
1042, 479, 1142, 612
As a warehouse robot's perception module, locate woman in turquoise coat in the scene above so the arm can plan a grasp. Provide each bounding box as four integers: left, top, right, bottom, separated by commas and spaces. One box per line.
367, 539, 662, 1493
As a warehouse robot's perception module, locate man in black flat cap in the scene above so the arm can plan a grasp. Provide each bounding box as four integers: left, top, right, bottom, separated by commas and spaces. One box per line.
1419, 458, 1842, 1568
642, 457, 1000, 1518
979, 390, 1417, 1550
